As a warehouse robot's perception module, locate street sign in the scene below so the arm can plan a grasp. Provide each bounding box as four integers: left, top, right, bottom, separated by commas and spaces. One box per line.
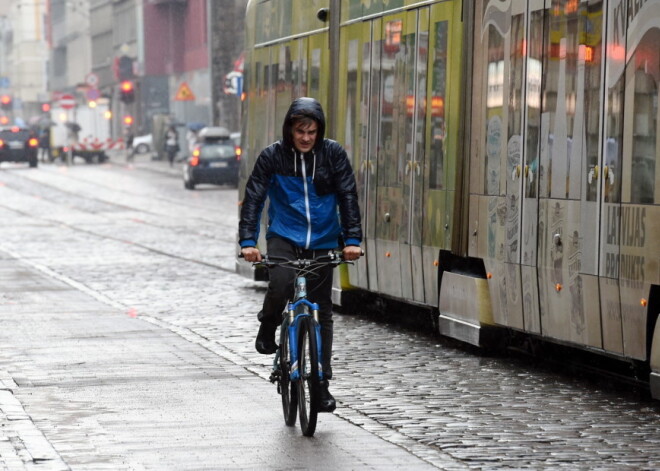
85, 73, 99, 88
60, 94, 76, 110
174, 82, 195, 101
224, 72, 243, 96
86, 88, 101, 101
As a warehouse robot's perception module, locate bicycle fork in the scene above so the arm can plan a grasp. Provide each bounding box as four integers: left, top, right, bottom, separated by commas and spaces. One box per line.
288, 300, 323, 382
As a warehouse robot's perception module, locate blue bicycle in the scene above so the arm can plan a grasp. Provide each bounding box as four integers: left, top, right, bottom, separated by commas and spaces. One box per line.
255, 251, 350, 437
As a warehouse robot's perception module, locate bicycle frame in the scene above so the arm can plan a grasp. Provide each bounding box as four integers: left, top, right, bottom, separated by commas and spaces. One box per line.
268, 258, 340, 385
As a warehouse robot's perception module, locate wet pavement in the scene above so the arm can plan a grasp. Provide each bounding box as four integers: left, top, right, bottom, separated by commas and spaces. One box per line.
1, 153, 660, 469
0, 251, 440, 470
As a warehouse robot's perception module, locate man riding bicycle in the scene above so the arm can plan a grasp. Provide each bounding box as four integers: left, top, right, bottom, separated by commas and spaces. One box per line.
239, 97, 362, 412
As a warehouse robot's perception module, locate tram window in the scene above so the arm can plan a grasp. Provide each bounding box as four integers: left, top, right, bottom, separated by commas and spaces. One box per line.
292, 41, 303, 97
378, 23, 397, 187
484, 30, 504, 196
301, 52, 308, 97
605, 81, 624, 203
263, 63, 270, 97
541, 1, 604, 202
255, 61, 261, 96
429, 20, 448, 190
310, 49, 321, 97
360, 40, 371, 174
278, 46, 291, 90
525, 11, 543, 200
292, 56, 300, 94
628, 53, 658, 204
271, 62, 279, 92
403, 29, 417, 184
346, 39, 359, 164
581, 3, 605, 203
368, 39, 382, 196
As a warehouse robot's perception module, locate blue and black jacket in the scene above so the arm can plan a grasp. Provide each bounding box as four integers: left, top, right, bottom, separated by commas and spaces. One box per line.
239, 97, 362, 250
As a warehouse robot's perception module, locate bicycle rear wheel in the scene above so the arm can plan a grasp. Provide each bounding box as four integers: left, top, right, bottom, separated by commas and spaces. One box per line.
279, 321, 297, 426
297, 316, 320, 437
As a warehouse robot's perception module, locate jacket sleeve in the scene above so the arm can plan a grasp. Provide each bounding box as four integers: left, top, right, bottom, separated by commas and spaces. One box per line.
238, 149, 272, 247
330, 142, 362, 246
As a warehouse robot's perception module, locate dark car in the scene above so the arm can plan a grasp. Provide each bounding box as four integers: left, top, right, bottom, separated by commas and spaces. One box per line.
183, 127, 239, 189
0, 126, 39, 167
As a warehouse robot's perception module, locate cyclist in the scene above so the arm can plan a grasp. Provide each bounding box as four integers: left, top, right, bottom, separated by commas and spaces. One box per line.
239, 97, 362, 412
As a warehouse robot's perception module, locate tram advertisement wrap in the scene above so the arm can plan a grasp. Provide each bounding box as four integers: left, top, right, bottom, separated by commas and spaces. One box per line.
603, 205, 647, 283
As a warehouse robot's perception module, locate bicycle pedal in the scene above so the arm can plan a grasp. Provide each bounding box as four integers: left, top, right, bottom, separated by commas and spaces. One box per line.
269, 370, 281, 384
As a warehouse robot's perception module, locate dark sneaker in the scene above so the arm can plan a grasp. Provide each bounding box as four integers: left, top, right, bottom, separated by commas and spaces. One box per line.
318, 380, 336, 412
255, 322, 278, 354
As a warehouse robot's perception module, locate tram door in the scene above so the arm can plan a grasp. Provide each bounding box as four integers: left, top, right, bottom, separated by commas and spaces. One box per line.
400, 8, 429, 303
371, 9, 429, 302
519, 0, 545, 335
422, 2, 461, 306
473, 0, 529, 331
339, 21, 377, 292
536, 0, 604, 348
600, 0, 660, 360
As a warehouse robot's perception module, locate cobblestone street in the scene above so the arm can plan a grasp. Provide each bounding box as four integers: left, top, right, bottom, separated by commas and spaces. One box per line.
1, 156, 660, 469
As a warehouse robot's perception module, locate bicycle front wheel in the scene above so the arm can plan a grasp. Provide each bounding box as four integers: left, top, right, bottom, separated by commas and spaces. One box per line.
279, 321, 297, 426
297, 316, 320, 437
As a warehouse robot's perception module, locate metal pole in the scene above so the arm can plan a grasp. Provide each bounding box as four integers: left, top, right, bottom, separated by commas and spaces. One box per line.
207, 0, 215, 125
327, 0, 341, 139
67, 107, 74, 166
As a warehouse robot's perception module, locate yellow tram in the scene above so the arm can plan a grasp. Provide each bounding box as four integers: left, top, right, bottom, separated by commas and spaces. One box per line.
237, 0, 660, 397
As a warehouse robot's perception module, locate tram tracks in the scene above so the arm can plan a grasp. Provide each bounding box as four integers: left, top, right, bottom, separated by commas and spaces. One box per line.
0, 167, 238, 273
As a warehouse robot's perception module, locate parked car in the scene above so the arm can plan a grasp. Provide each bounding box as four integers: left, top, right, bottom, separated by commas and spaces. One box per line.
0, 126, 39, 167
230, 131, 242, 159
230, 131, 241, 148
132, 134, 152, 154
183, 127, 239, 189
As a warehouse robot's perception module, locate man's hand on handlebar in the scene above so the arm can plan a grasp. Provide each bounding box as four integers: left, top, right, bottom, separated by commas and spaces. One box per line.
342, 245, 362, 261
241, 246, 262, 263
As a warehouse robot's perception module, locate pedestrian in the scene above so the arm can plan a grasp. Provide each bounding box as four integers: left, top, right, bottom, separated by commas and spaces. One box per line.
238, 97, 363, 412
38, 127, 51, 163
164, 125, 179, 167
186, 127, 200, 157
125, 128, 134, 162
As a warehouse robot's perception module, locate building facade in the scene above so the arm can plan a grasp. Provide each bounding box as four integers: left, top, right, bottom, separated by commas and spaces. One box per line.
0, 0, 247, 138
0, 0, 51, 123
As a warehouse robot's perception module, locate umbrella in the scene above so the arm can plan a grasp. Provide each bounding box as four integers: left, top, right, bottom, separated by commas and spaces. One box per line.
187, 122, 206, 132
65, 122, 81, 133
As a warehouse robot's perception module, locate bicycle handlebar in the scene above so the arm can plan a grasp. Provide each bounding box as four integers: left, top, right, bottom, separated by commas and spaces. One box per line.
238, 250, 363, 268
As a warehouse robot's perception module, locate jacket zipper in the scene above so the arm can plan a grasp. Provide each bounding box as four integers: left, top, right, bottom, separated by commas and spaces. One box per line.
299, 152, 312, 249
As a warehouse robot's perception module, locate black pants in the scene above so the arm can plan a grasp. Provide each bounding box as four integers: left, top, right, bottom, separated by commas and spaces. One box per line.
259, 237, 335, 379
166, 146, 177, 165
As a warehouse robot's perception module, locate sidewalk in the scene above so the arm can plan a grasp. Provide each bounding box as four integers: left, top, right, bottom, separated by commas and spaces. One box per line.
106, 149, 182, 177
0, 251, 438, 469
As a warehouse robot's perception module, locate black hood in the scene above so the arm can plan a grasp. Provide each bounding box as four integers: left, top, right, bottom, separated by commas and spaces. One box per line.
282, 97, 326, 153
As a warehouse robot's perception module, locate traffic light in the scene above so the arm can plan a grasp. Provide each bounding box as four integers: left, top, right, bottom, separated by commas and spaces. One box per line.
41, 103, 51, 113
1, 94, 12, 111
118, 55, 135, 80
123, 115, 133, 126
120, 81, 135, 103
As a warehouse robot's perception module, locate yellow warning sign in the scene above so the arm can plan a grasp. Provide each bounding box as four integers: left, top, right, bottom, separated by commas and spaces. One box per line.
175, 82, 195, 101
